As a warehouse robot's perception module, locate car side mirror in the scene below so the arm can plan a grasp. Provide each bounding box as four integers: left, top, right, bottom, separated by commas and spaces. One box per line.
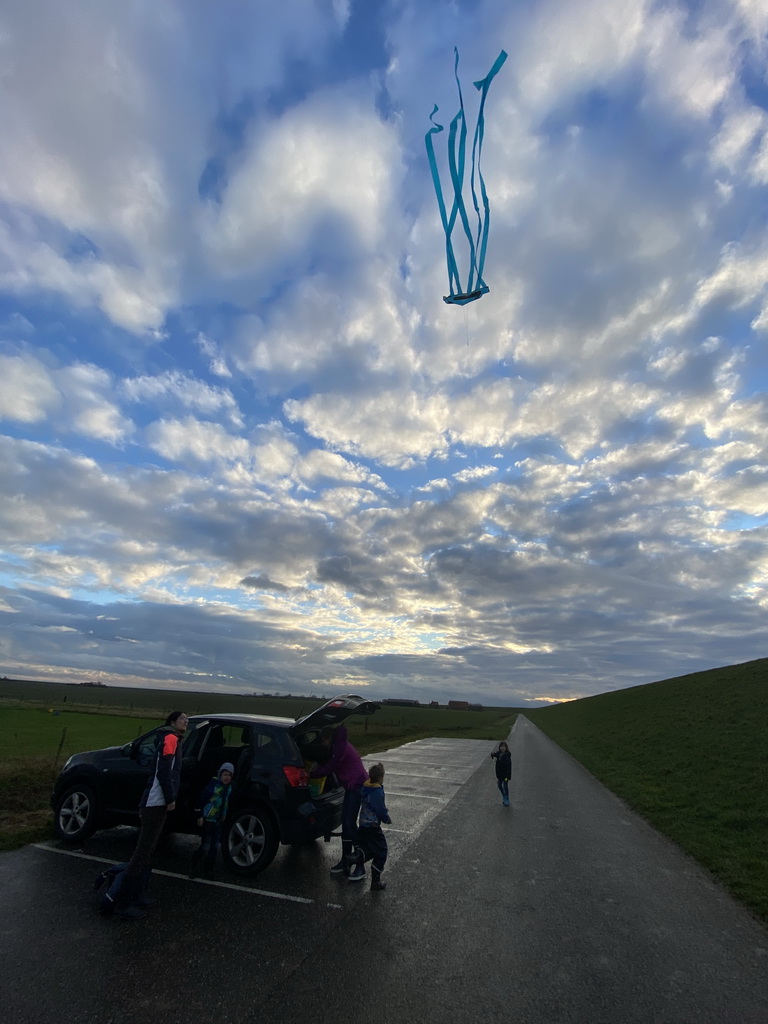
122, 742, 136, 758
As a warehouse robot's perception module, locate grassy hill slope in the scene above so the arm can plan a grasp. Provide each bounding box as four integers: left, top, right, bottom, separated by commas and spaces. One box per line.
525, 658, 768, 924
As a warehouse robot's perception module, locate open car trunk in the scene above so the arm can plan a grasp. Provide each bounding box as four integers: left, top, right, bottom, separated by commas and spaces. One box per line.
290, 693, 379, 793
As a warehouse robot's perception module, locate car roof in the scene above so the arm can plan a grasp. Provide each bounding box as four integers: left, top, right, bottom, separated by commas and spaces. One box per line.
187, 695, 379, 733
188, 713, 295, 728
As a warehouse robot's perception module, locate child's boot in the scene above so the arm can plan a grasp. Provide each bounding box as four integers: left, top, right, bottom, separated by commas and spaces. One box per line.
370, 867, 386, 891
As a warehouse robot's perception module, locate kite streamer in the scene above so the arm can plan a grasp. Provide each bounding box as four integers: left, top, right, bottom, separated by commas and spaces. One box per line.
425, 48, 507, 305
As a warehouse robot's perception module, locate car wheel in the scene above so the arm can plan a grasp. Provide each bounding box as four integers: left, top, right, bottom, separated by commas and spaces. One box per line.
222, 808, 278, 875
54, 783, 99, 842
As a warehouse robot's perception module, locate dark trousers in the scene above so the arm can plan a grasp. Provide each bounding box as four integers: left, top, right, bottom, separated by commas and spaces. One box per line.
340, 788, 362, 843
357, 825, 387, 873
496, 778, 509, 799
194, 821, 222, 869
122, 805, 167, 899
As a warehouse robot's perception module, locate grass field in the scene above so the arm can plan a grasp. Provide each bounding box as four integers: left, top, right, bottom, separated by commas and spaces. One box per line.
0, 681, 518, 852
525, 658, 768, 925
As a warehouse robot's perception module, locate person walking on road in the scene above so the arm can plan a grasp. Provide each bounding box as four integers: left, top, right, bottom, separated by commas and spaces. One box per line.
356, 762, 391, 890
491, 740, 511, 806
190, 762, 234, 880
311, 724, 367, 877
114, 710, 188, 919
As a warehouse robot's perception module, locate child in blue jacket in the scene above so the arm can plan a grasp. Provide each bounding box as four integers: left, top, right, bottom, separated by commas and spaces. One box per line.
190, 762, 233, 879
356, 762, 391, 890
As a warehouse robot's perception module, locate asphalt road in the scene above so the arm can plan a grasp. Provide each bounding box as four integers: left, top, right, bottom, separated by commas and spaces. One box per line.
1, 718, 766, 1024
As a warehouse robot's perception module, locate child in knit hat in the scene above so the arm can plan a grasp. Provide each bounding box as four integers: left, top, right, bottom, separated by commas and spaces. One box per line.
356, 762, 391, 891
190, 762, 234, 879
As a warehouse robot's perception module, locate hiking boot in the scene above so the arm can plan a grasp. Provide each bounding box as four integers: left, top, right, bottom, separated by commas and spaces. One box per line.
330, 858, 348, 875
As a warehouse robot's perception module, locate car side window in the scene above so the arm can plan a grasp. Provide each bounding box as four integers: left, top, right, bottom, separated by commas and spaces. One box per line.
197, 722, 252, 776
134, 730, 160, 767
182, 720, 209, 758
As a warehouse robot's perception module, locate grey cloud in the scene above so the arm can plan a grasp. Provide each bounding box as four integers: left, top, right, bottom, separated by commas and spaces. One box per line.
240, 573, 290, 593
315, 555, 385, 598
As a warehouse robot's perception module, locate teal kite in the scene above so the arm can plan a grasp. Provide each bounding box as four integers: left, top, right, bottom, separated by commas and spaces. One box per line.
425, 48, 507, 305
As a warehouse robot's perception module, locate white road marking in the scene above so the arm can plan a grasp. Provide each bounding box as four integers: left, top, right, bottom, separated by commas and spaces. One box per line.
384, 790, 448, 801
32, 843, 315, 905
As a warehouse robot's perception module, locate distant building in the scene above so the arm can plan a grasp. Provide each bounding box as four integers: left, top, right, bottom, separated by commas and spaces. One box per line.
429, 701, 440, 707
382, 698, 420, 707
80, 680, 107, 687
448, 700, 469, 710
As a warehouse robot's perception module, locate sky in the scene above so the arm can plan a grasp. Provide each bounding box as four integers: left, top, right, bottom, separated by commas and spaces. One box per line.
0, 0, 767, 708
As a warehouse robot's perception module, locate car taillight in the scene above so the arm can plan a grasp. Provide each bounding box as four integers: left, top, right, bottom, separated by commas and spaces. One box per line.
283, 765, 309, 788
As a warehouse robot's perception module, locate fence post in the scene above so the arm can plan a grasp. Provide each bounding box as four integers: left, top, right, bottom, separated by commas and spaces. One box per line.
53, 728, 68, 767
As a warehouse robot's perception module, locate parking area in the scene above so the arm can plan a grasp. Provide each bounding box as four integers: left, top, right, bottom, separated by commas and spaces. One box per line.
27, 736, 494, 905
2, 737, 494, 1024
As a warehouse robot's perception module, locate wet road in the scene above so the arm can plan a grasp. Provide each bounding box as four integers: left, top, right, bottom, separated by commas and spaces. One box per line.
2, 720, 767, 1024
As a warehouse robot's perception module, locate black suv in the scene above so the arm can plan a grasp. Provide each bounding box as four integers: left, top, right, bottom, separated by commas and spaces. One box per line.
50, 694, 378, 875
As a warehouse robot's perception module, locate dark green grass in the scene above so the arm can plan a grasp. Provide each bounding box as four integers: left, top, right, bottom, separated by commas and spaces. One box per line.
0, 759, 59, 851
0, 687, 518, 851
0, 708, 161, 851
525, 658, 768, 925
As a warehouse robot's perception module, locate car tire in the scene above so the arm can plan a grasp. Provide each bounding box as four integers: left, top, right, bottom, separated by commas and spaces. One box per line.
53, 782, 99, 842
222, 807, 278, 875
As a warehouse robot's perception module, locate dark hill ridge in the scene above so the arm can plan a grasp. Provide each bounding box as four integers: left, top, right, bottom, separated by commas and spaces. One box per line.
525, 658, 768, 924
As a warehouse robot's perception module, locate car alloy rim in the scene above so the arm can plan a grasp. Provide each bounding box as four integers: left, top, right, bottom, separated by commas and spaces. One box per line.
60, 792, 90, 835
229, 814, 266, 866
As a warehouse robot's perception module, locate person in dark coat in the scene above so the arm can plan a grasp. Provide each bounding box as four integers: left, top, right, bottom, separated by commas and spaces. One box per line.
310, 724, 368, 877
490, 740, 512, 806
115, 710, 188, 918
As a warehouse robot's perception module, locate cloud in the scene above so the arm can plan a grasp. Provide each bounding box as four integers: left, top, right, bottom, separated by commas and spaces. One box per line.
0, 353, 132, 442
0, 353, 59, 423
121, 370, 243, 427
0, 0, 767, 706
